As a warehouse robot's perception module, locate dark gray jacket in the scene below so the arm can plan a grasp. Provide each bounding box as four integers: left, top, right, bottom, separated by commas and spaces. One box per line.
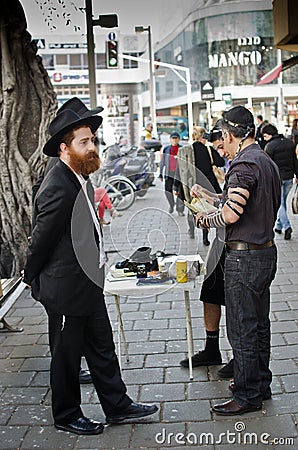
265, 134, 298, 181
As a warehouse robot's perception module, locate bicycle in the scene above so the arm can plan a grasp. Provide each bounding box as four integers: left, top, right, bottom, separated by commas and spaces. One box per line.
91, 169, 136, 211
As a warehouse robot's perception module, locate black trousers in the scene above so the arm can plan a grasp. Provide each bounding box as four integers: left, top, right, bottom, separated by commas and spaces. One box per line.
164, 173, 184, 213
47, 299, 131, 424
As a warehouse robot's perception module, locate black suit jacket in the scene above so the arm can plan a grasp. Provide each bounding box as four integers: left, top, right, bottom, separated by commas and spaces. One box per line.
24, 159, 104, 316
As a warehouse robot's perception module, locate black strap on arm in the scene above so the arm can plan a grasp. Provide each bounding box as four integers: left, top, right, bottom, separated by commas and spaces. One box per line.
230, 190, 249, 202
225, 200, 242, 217
228, 198, 244, 208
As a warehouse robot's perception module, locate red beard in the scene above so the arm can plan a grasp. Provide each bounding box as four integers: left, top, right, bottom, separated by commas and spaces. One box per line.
68, 149, 101, 175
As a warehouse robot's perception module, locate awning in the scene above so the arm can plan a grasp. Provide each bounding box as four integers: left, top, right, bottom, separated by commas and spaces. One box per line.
256, 55, 298, 85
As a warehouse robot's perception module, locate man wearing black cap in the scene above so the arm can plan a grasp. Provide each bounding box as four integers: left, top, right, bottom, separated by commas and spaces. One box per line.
23, 105, 158, 434
193, 106, 281, 415
159, 132, 185, 215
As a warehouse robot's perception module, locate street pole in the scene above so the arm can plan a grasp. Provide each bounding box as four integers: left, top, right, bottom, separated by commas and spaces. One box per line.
85, 0, 97, 108
135, 26, 157, 138
206, 101, 212, 131
277, 48, 284, 129
147, 26, 157, 138
185, 68, 193, 141
120, 53, 193, 141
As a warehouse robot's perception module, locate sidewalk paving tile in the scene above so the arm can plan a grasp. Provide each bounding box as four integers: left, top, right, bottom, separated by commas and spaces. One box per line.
0, 185, 297, 449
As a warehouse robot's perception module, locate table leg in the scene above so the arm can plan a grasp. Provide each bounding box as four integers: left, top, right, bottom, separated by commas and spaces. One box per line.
184, 289, 194, 380
114, 295, 130, 368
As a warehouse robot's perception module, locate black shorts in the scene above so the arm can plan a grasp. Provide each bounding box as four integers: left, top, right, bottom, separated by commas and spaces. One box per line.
200, 238, 225, 306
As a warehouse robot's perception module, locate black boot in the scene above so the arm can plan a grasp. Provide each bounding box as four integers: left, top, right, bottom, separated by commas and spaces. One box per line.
203, 229, 210, 246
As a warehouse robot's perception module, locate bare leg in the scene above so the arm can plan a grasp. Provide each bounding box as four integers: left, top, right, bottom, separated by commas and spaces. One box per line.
204, 303, 221, 331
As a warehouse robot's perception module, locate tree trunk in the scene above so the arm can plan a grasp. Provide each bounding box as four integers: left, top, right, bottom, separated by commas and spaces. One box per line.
0, 0, 57, 277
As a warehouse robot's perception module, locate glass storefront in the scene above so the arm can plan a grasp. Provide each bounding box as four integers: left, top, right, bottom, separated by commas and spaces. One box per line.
156, 10, 298, 101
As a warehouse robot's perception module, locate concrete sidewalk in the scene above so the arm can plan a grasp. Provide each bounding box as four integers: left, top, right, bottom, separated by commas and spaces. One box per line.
0, 178, 297, 449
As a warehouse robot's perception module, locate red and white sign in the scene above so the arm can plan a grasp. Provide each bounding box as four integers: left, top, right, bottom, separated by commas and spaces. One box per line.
53, 72, 63, 82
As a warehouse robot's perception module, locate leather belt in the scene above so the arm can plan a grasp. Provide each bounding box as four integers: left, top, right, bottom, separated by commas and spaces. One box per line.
226, 240, 274, 251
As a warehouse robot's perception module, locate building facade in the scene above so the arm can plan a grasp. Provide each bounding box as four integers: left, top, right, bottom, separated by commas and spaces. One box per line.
154, 0, 298, 129
33, 0, 298, 143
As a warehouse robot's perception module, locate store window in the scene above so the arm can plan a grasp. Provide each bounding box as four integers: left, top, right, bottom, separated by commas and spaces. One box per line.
123, 53, 139, 69
53, 85, 90, 97
82, 54, 88, 69
96, 53, 106, 69
56, 54, 68, 66
166, 80, 173, 93
69, 54, 81, 69
41, 54, 54, 69
178, 80, 185, 93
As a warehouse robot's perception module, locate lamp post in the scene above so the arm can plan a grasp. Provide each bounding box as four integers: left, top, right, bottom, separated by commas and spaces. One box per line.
85, 0, 118, 108
135, 26, 157, 137
120, 53, 193, 141
277, 48, 284, 128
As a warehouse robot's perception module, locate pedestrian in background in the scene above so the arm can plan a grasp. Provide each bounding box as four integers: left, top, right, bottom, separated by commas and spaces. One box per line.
159, 132, 185, 215
195, 106, 281, 416
263, 123, 298, 240
255, 114, 267, 149
94, 187, 120, 225
192, 126, 224, 245
291, 118, 298, 146
142, 122, 154, 140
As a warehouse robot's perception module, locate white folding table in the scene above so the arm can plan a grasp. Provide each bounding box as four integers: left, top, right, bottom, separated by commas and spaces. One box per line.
104, 272, 204, 380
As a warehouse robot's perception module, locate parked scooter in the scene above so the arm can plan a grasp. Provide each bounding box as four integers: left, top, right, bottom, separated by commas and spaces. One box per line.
140, 139, 163, 172
102, 142, 161, 197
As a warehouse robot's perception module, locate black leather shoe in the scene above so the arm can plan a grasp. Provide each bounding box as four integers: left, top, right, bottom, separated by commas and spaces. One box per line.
79, 369, 92, 384
106, 402, 158, 423
284, 227, 292, 240
229, 382, 272, 400
274, 228, 282, 234
212, 399, 262, 416
180, 350, 222, 368
55, 416, 104, 435
218, 359, 234, 378
169, 206, 174, 213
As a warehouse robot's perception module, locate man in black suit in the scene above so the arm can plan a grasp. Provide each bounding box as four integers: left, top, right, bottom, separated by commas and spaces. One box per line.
23, 107, 157, 435
31, 97, 104, 385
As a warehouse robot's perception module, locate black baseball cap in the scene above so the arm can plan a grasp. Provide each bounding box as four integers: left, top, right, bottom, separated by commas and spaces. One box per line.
222, 106, 254, 130
170, 132, 180, 138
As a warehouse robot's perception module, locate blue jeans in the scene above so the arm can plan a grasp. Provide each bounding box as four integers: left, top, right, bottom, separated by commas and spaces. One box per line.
225, 246, 277, 407
276, 179, 293, 231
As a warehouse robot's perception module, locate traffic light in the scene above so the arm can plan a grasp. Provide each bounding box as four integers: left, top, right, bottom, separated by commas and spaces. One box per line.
106, 40, 119, 68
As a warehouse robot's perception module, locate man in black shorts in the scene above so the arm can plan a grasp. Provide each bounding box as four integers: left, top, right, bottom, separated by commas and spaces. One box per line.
180, 133, 233, 379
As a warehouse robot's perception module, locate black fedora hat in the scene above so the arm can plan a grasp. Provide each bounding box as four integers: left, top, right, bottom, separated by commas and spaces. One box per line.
43, 109, 102, 157
57, 97, 104, 118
